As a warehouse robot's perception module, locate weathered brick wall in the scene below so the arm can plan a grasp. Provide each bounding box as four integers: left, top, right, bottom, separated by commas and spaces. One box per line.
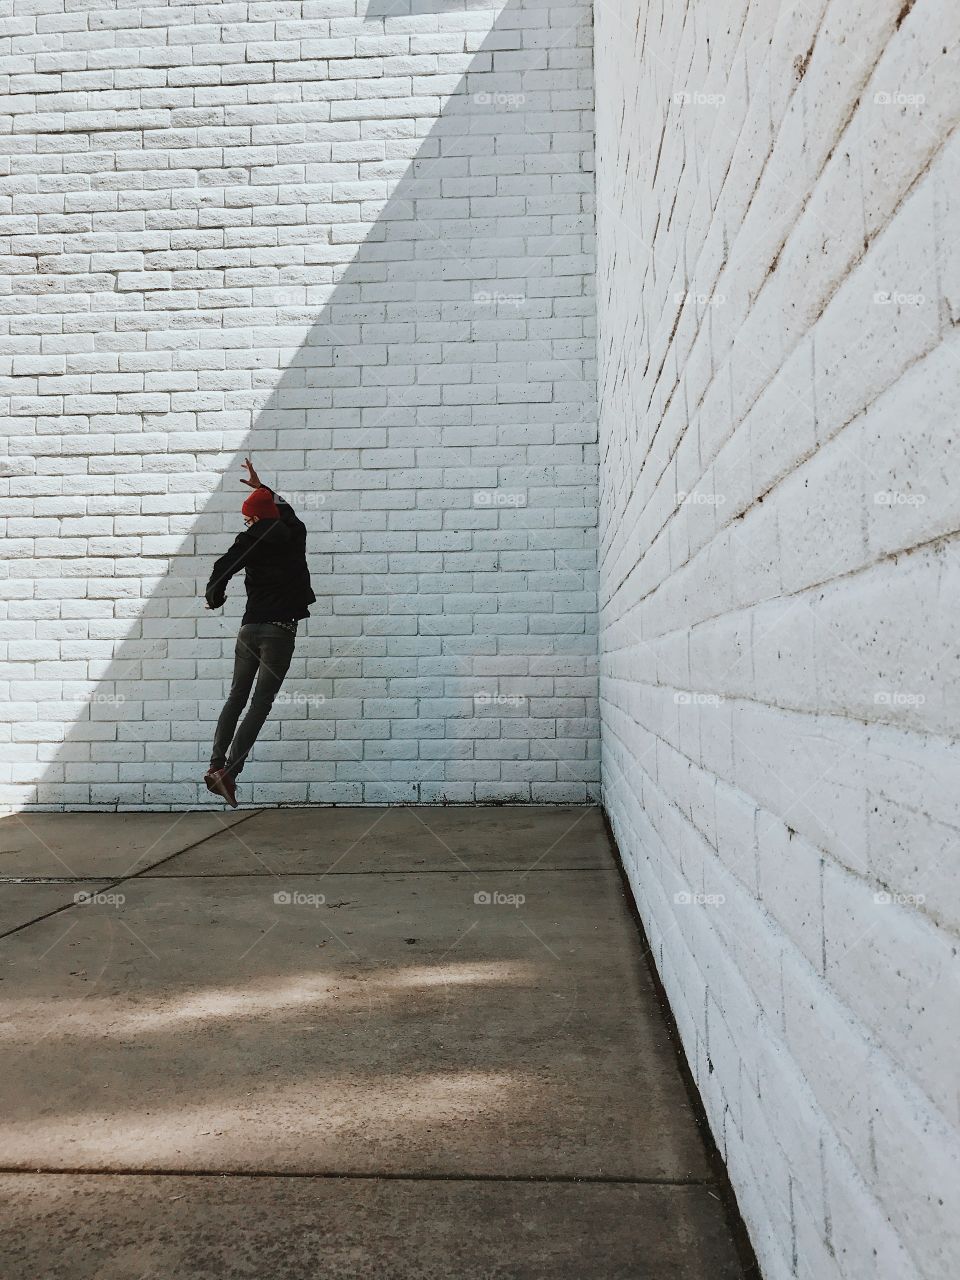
0, 0, 598, 808
595, 1, 959, 1276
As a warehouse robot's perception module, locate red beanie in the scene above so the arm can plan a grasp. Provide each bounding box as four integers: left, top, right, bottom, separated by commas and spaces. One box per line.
241, 486, 280, 521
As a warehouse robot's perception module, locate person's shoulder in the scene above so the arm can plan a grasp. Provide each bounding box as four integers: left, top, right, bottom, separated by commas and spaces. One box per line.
222, 527, 258, 559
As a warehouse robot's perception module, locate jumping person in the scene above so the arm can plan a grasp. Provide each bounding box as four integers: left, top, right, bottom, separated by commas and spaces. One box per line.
203, 458, 316, 807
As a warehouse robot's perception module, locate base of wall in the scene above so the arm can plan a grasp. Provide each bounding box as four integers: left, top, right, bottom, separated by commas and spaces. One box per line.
600, 803, 762, 1280
4, 799, 600, 816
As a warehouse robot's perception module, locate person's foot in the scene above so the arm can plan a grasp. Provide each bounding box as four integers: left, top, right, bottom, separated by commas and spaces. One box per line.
204, 767, 238, 808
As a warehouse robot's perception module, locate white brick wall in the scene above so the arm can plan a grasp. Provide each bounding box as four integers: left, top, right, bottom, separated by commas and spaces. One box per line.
595, 1, 960, 1277
0, 0, 599, 809
6, 0, 957, 1267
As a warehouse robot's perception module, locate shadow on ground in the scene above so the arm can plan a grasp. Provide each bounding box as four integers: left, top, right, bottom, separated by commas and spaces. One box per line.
0, 806, 747, 1278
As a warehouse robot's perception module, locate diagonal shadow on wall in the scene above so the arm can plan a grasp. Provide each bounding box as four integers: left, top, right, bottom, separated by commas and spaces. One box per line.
24, 0, 599, 810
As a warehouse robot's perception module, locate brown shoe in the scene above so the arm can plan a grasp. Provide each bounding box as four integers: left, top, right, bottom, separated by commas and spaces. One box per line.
204, 768, 238, 808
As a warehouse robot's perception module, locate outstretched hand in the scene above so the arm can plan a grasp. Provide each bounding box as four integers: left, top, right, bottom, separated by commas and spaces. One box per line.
240, 456, 262, 490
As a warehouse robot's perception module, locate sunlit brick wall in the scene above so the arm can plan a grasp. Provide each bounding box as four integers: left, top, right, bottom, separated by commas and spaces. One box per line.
595, 1, 960, 1276
0, 0, 598, 808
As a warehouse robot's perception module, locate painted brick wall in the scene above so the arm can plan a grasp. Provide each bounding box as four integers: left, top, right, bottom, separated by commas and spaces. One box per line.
0, 0, 598, 809
595, 1, 960, 1277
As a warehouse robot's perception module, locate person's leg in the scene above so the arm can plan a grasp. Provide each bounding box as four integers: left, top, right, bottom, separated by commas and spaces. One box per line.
209, 625, 260, 772
225, 625, 296, 777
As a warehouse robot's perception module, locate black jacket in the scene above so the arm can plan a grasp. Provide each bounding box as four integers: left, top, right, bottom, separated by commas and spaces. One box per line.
205, 493, 316, 624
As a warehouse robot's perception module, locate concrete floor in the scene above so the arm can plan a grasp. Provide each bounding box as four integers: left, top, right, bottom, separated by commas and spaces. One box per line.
0, 807, 748, 1279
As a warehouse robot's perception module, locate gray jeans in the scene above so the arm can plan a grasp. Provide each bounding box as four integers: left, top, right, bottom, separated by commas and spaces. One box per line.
210, 623, 296, 777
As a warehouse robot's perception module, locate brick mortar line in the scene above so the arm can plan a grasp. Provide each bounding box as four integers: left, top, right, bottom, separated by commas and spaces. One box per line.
598, 338, 959, 603
595, 726, 954, 918
598, 125, 956, 584
595, 677, 960, 749
601, 754, 960, 1124
599, 397, 957, 610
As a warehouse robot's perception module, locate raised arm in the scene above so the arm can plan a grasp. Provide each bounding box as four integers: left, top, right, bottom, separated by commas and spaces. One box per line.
240, 456, 306, 538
